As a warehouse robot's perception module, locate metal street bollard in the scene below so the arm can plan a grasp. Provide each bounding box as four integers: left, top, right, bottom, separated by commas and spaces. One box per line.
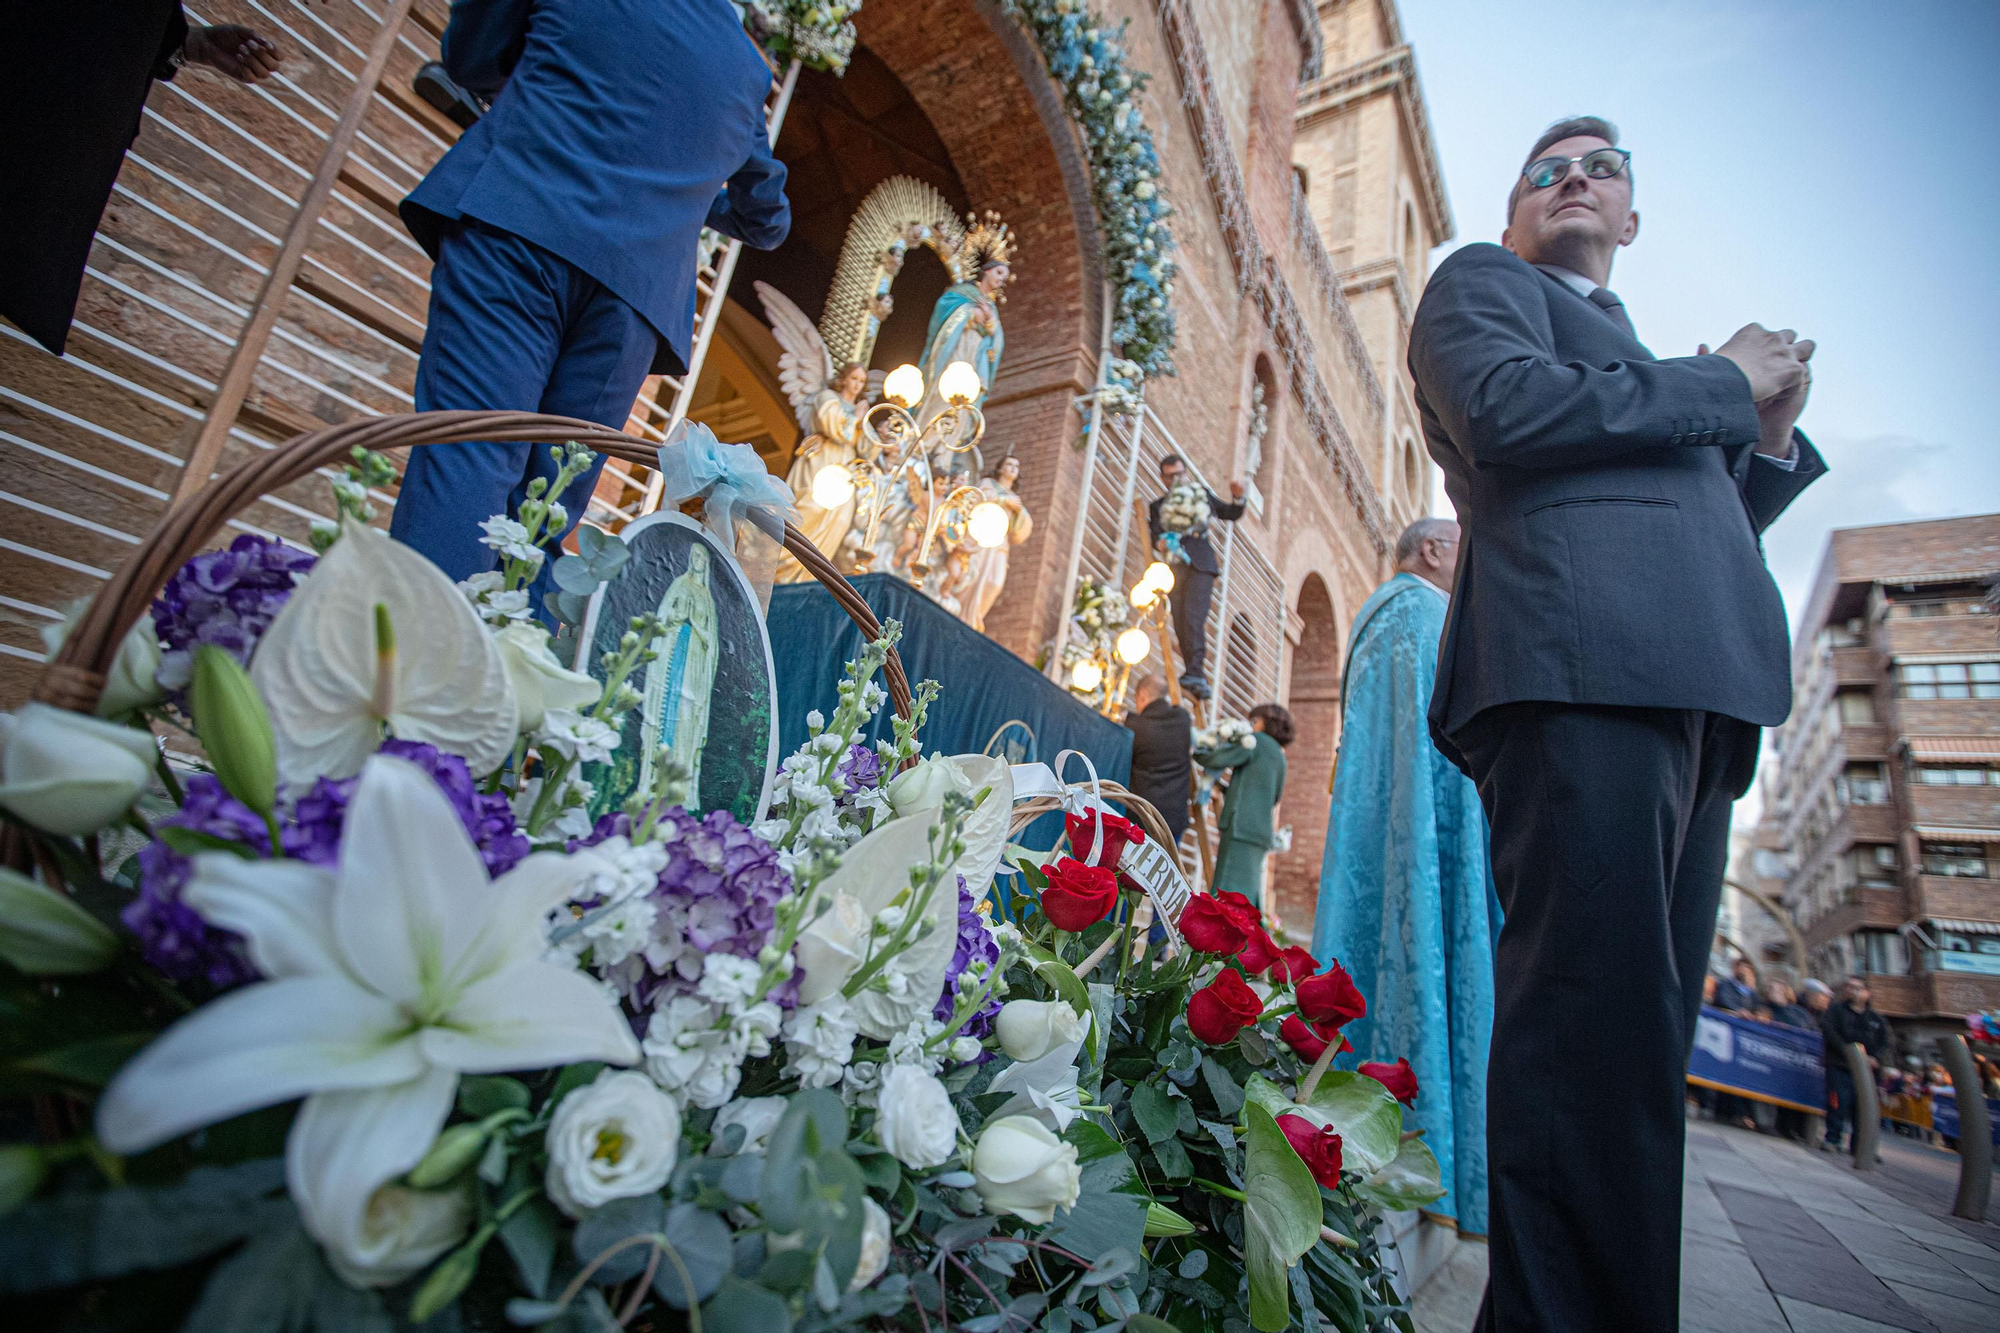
1939, 1035, 1993, 1222
1845, 1042, 1879, 1171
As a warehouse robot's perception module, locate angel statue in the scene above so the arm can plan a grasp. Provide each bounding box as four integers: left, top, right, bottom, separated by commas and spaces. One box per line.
913, 211, 1014, 432
956, 454, 1033, 634
756, 280, 873, 583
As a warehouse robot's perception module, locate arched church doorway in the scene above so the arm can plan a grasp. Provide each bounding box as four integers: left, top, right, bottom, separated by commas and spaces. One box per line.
1272, 573, 1342, 933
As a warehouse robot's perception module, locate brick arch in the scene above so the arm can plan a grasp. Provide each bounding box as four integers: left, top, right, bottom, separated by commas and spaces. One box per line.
855, 1, 1107, 658
1272, 571, 1342, 934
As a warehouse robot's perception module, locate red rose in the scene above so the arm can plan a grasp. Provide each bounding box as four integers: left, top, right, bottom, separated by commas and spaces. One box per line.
1186, 969, 1265, 1045
1296, 962, 1367, 1029
1039, 856, 1121, 931
1214, 891, 1262, 931
1065, 809, 1144, 869
1359, 1058, 1419, 1105
1179, 895, 1250, 955
1277, 1113, 1345, 1190
1270, 946, 1319, 984
1278, 1014, 1352, 1062
1237, 926, 1281, 975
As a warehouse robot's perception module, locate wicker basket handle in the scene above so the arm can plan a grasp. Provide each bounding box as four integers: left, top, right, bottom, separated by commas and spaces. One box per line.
33, 410, 912, 723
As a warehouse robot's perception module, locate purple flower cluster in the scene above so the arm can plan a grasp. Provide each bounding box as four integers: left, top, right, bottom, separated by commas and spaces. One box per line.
936, 874, 1002, 1042
575, 806, 795, 1010
835, 741, 882, 795
126, 741, 529, 992
151, 534, 316, 704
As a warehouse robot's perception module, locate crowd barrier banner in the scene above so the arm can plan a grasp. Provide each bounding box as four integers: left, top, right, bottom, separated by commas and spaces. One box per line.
1687, 1005, 1825, 1114
1932, 1088, 2000, 1149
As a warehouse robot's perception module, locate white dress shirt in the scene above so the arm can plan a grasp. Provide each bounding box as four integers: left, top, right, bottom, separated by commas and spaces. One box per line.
1534, 263, 1798, 468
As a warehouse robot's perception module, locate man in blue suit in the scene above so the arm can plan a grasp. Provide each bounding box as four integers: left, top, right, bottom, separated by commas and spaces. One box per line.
392, 0, 790, 600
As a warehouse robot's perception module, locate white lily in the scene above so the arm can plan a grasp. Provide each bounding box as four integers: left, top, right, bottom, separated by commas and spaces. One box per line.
251, 519, 517, 785
986, 1036, 1086, 1131
95, 755, 638, 1282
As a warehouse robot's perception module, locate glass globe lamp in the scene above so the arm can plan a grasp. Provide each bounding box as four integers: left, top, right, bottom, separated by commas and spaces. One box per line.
882, 363, 924, 408
967, 501, 1010, 548
1142, 560, 1176, 594
938, 359, 982, 407
1116, 628, 1152, 665
1070, 659, 1104, 693
811, 463, 856, 508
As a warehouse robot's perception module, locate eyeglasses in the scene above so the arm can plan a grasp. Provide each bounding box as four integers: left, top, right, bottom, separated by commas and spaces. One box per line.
1521, 147, 1630, 191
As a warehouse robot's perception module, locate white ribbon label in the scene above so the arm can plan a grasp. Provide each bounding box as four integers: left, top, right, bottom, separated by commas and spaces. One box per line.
1118, 836, 1192, 950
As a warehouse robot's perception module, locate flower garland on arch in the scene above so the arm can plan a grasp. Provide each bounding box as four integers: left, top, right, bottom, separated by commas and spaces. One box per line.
999, 0, 1179, 392
741, 1, 861, 74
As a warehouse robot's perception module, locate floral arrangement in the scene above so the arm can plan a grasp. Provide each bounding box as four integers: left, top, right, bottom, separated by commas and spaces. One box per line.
999, 0, 1178, 383
1058, 575, 1131, 706
1157, 483, 1212, 567
1190, 717, 1253, 810
741, 1, 860, 74
0, 446, 1438, 1333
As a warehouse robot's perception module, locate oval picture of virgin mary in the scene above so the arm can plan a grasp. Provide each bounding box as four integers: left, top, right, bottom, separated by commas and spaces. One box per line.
573, 512, 778, 826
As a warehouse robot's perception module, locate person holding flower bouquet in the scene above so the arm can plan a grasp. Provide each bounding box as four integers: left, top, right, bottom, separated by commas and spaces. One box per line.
1198, 703, 1292, 905
1146, 453, 1246, 699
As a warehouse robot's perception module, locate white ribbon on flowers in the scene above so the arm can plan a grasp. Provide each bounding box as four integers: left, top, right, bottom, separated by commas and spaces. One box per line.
654, 421, 800, 548
1009, 750, 1192, 948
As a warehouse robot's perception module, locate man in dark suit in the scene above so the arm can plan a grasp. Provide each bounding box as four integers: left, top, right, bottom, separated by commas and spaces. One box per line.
1123, 673, 1193, 846
1408, 116, 1823, 1332
1145, 454, 1246, 698
391, 0, 790, 604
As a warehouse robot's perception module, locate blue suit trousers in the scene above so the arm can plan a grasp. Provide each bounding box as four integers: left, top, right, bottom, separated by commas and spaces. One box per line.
393, 217, 658, 609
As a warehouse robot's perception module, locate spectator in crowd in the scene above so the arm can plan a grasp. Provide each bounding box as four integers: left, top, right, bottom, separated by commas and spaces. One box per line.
3, 3, 281, 355
1714, 957, 1759, 1013
1313, 515, 1499, 1238
1764, 978, 1812, 1030
390, 0, 790, 610
1145, 454, 1246, 699
1821, 976, 1891, 1153
1799, 977, 1833, 1019
1122, 673, 1193, 848
1201, 702, 1291, 906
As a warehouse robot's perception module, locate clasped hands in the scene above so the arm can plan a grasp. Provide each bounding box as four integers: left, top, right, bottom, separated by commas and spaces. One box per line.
1700, 324, 1815, 458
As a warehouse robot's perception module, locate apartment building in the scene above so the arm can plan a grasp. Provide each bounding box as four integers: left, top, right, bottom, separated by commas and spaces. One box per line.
1752, 514, 2000, 1048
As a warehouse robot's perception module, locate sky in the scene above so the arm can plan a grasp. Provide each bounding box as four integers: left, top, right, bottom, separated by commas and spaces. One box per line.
1399, 0, 2000, 626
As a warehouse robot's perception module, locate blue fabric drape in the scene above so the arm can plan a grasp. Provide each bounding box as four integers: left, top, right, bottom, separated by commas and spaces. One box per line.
1312, 573, 1502, 1235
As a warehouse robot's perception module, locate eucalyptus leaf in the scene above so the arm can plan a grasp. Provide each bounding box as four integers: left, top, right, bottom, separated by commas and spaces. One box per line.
1200, 1057, 1245, 1119
1241, 1103, 1322, 1333
1177, 1248, 1210, 1279
650, 1202, 732, 1309
702, 1274, 794, 1333
499, 1197, 561, 1299
1039, 1121, 1148, 1263
1125, 1316, 1181, 1333
1128, 1081, 1178, 1145
571, 1193, 665, 1284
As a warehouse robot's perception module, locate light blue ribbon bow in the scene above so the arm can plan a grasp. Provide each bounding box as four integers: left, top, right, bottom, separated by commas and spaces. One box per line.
654, 421, 799, 548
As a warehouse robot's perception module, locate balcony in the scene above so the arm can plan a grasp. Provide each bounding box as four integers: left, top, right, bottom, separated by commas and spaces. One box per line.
1845, 803, 1901, 843
1862, 973, 1924, 1018
1908, 783, 2000, 830
1883, 617, 2000, 657
1832, 644, 1880, 687
1912, 874, 2000, 923
1802, 887, 1910, 949
1840, 724, 1889, 762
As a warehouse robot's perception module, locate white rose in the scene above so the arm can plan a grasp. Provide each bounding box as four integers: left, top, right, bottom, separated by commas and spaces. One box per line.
41, 606, 164, 718
0, 703, 158, 835
709, 1096, 786, 1155
493, 621, 601, 732
325, 1182, 471, 1287
994, 1000, 1087, 1063
543, 1069, 683, 1219
885, 755, 964, 816
971, 1116, 1081, 1224
794, 892, 867, 1004
850, 1196, 891, 1292
874, 1064, 960, 1169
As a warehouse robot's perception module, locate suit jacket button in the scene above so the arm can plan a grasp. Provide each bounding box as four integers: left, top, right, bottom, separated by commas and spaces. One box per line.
1670, 434, 1684, 445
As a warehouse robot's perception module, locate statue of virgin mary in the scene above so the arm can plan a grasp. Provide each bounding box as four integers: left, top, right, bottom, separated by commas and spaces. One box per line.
913, 212, 1014, 433
638, 543, 719, 806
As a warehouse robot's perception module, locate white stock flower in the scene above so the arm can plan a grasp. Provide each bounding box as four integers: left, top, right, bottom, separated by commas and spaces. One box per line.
995, 1000, 1088, 1063
458, 572, 532, 626
540, 710, 619, 765
329, 1182, 472, 1287
709, 1095, 786, 1155
696, 953, 765, 1011
783, 997, 859, 1089
94, 756, 638, 1281
41, 602, 164, 718
0, 704, 158, 836
732, 1001, 782, 1059
850, 1197, 891, 1292
543, 1069, 682, 1219
478, 516, 542, 566
972, 1116, 1081, 1224
793, 892, 867, 1005
493, 622, 601, 733
949, 1036, 984, 1064
874, 1064, 960, 1169
251, 519, 518, 784
580, 896, 657, 971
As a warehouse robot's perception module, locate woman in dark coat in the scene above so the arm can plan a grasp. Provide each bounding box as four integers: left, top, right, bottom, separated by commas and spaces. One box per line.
1, 3, 279, 355
1202, 703, 1293, 907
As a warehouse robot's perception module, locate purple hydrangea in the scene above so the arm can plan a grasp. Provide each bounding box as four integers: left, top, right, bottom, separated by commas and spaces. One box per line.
836, 742, 882, 795
575, 806, 795, 1010
936, 874, 1002, 1043
151, 534, 316, 704
126, 742, 529, 992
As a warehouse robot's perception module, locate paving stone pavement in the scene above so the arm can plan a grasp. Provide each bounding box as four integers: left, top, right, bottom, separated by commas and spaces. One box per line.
1409, 1118, 2000, 1331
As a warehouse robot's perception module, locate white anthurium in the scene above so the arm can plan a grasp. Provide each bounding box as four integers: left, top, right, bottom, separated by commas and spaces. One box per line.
251, 519, 518, 785
942, 753, 1013, 901
492, 621, 600, 733
94, 755, 639, 1283
792, 890, 868, 1005
41, 602, 164, 718
0, 703, 159, 836
986, 1036, 1086, 1132
818, 813, 960, 1041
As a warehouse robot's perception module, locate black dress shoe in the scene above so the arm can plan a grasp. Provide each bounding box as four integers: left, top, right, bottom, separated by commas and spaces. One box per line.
414, 61, 488, 129
1180, 674, 1211, 700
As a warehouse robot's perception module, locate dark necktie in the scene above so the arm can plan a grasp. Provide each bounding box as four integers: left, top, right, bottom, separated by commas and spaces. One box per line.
1589, 285, 1635, 337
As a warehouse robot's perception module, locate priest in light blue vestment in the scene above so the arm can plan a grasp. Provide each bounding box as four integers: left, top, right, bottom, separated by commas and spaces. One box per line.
1312, 517, 1501, 1237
